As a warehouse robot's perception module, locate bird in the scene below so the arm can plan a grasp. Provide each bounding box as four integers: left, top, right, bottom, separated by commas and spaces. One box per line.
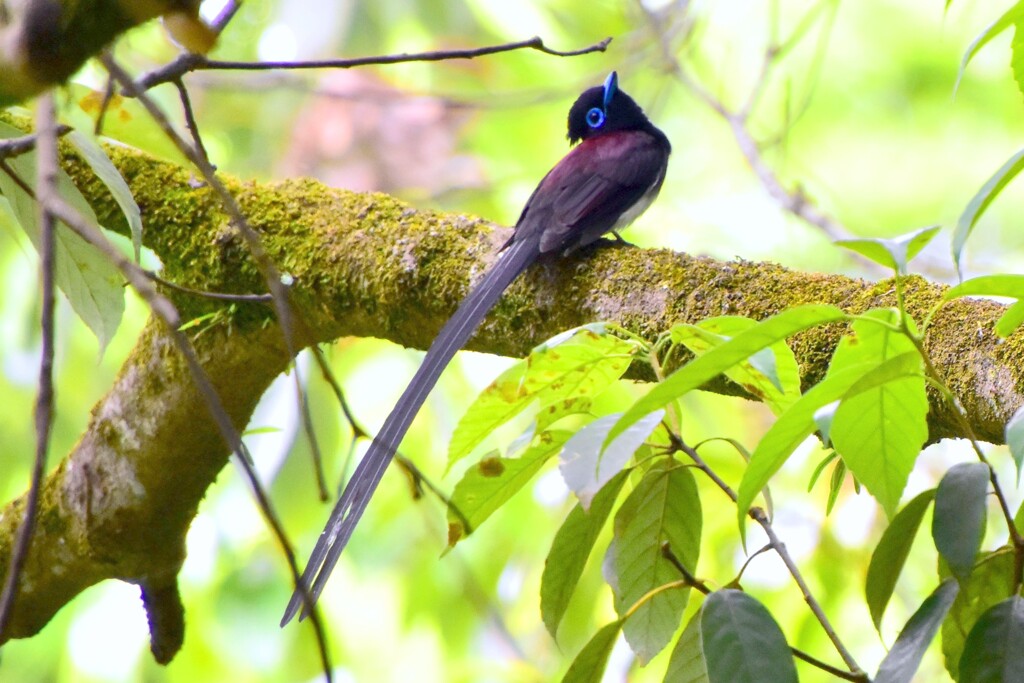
282, 71, 671, 625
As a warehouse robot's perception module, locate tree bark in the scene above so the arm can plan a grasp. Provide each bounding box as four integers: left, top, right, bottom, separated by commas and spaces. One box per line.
0, 120, 1021, 659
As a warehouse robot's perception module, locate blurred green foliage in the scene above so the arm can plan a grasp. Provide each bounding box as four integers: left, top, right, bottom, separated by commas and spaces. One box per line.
3, 0, 1024, 681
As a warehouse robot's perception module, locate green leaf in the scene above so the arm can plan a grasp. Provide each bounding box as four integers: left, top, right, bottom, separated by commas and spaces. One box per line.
448, 329, 635, 468
1007, 406, 1024, 484
613, 466, 702, 664
700, 590, 798, 683
996, 300, 1024, 337
956, 1, 1024, 93
954, 147, 1024, 278
736, 351, 923, 534
65, 129, 143, 263
932, 462, 989, 584
0, 122, 125, 352
945, 274, 1024, 300
866, 488, 936, 631
959, 596, 1024, 683
446, 430, 569, 545
875, 579, 959, 683
559, 410, 663, 509
829, 310, 928, 517
812, 401, 839, 447
1014, 21, 1024, 103
541, 471, 628, 638
611, 305, 848, 445
671, 316, 802, 416
942, 549, 1016, 679
835, 225, 941, 275
561, 619, 623, 683
664, 609, 708, 683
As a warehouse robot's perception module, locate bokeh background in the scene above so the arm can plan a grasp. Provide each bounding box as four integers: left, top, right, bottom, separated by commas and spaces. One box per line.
2, 0, 1023, 681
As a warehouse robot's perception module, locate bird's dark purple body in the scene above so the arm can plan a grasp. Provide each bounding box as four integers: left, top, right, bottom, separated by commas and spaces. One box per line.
282, 72, 670, 625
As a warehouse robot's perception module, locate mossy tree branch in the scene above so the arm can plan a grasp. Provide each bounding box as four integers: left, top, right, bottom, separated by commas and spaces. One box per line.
0, 130, 1021, 654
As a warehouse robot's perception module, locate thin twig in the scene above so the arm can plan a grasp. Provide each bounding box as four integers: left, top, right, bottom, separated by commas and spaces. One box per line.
134, 36, 612, 91
667, 432, 865, 677
661, 543, 864, 682
145, 270, 273, 302
32, 186, 334, 679
0, 94, 59, 635
0, 126, 71, 159
101, 53, 332, 550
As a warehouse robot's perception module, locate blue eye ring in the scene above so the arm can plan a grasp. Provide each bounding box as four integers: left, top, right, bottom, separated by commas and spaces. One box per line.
586, 107, 606, 129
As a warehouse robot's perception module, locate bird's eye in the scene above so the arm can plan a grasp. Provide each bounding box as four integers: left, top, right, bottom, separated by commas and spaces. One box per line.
586, 107, 606, 129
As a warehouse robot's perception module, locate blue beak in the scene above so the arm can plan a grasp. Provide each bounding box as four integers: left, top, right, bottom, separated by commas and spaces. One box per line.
602, 71, 618, 110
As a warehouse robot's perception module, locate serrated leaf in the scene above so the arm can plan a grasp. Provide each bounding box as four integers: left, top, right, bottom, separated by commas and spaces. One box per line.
613, 466, 702, 664
542, 470, 628, 638
875, 579, 959, 683
942, 549, 1016, 679
956, 1, 1024, 94
866, 488, 936, 631
701, 590, 798, 683
835, 225, 941, 275
664, 609, 708, 683
446, 430, 569, 545
611, 305, 848, 445
66, 129, 143, 262
448, 329, 635, 468
736, 351, 923, 535
955, 147, 1024, 279
830, 310, 928, 518
562, 619, 623, 683
0, 122, 124, 352
959, 596, 1024, 683
671, 316, 801, 416
1007, 406, 1024, 484
933, 462, 989, 584
560, 411, 663, 510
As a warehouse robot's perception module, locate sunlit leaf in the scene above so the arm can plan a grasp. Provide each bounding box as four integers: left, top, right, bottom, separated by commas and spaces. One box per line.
446, 430, 569, 545
835, 225, 941, 275
875, 579, 959, 683
561, 619, 623, 683
448, 329, 635, 468
671, 316, 801, 416
613, 465, 701, 664
701, 590, 797, 683
932, 462, 989, 584
829, 310, 927, 517
945, 274, 1024, 300
611, 305, 848, 445
959, 596, 1024, 683
866, 489, 936, 631
996, 300, 1024, 337
736, 351, 922, 535
542, 470, 628, 638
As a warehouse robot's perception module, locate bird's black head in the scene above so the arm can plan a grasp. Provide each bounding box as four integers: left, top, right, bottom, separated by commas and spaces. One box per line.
566, 72, 659, 145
